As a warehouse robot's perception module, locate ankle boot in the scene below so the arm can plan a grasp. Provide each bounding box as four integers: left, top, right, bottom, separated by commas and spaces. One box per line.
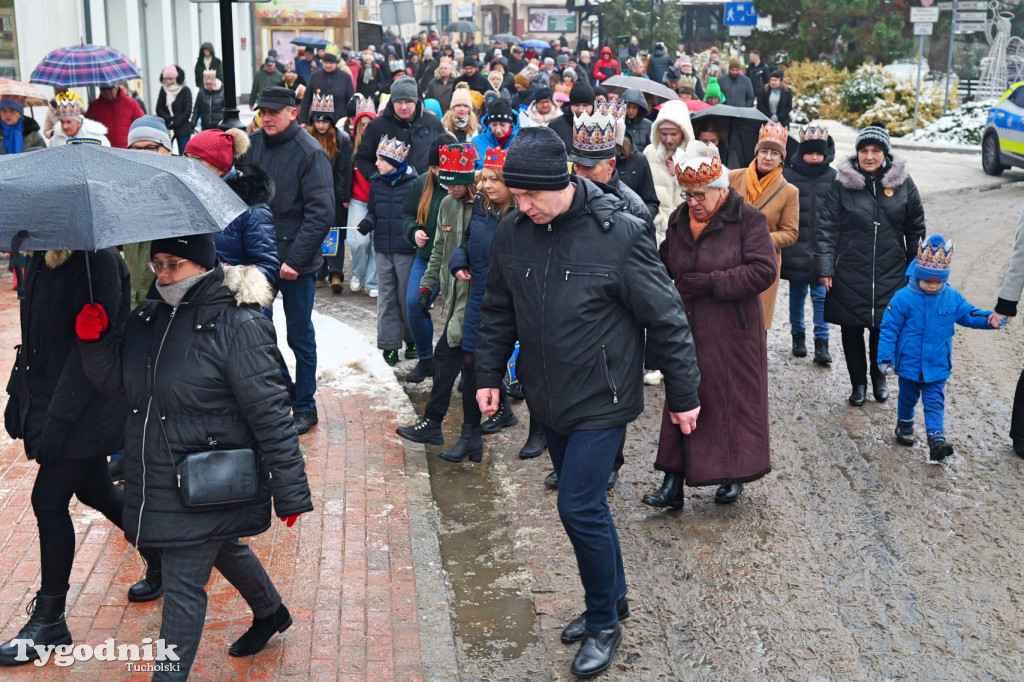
481, 396, 518, 434
641, 472, 684, 509
396, 416, 444, 445
128, 548, 163, 602
813, 338, 832, 365
518, 420, 546, 459
791, 333, 807, 357
894, 419, 915, 446
404, 358, 433, 384
928, 432, 954, 462
873, 375, 889, 402
714, 483, 743, 504
0, 591, 72, 666
228, 604, 292, 657
570, 624, 622, 677
848, 385, 867, 406
439, 424, 483, 463
561, 597, 630, 643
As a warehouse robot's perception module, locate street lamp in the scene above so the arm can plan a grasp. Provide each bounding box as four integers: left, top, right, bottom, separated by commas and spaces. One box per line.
190, 0, 261, 130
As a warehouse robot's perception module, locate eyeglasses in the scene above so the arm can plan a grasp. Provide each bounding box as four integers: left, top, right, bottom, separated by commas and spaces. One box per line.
756, 149, 783, 160
147, 259, 189, 272
130, 143, 163, 152
683, 192, 708, 203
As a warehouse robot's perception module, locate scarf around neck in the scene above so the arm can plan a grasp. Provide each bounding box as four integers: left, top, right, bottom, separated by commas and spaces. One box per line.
744, 161, 783, 206
455, 114, 470, 129
162, 82, 183, 109
1, 118, 23, 155
689, 189, 728, 241
156, 270, 212, 307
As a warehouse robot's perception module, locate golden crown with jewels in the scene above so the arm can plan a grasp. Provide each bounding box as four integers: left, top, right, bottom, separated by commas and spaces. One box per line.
55, 91, 84, 118
572, 112, 617, 153
310, 90, 334, 114
799, 125, 829, 142
376, 135, 411, 164
674, 154, 724, 190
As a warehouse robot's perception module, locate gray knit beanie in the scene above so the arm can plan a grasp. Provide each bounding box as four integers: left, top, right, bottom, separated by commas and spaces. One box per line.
127, 116, 172, 151
390, 76, 419, 103
855, 123, 890, 154
503, 126, 570, 192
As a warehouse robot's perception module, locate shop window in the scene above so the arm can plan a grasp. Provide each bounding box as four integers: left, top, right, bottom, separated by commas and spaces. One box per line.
0, 0, 17, 79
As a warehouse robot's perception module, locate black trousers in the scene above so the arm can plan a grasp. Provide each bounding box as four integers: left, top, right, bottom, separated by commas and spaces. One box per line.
840, 325, 883, 389
424, 327, 463, 423
1011, 368, 1024, 441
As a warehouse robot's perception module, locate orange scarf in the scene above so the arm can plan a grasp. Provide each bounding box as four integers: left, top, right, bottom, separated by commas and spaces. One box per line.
744, 161, 783, 206
689, 190, 727, 241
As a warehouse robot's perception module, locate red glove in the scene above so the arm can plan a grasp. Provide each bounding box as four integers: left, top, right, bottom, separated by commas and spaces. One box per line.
76, 304, 108, 341
280, 514, 300, 527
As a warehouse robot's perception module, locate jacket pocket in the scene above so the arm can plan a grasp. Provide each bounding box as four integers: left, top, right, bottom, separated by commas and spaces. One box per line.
601, 345, 619, 405
507, 264, 531, 278
565, 269, 610, 281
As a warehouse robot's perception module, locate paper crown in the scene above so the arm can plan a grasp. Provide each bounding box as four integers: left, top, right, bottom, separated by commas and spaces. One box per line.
354, 94, 376, 118
438, 143, 478, 184
390, 59, 406, 72
376, 134, 411, 165
572, 112, 617, 157
594, 99, 626, 120
915, 235, 954, 280
310, 90, 334, 115
55, 91, 84, 118
674, 153, 726, 191
203, 69, 217, 81
758, 121, 789, 149
679, 75, 697, 90
799, 125, 829, 142
483, 147, 507, 170
627, 55, 644, 71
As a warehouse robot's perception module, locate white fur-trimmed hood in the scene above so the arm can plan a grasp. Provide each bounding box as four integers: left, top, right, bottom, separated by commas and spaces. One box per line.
221, 263, 274, 309
646, 99, 696, 163
835, 152, 909, 191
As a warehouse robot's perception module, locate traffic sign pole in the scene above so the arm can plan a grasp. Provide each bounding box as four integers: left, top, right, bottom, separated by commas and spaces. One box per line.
943, 0, 958, 114
914, 34, 925, 133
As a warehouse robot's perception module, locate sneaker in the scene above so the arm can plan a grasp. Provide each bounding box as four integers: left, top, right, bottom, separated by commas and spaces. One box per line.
405, 343, 418, 360
382, 350, 399, 366
350, 276, 362, 292
293, 410, 319, 435
644, 369, 663, 386
894, 419, 915, 446
367, 289, 378, 298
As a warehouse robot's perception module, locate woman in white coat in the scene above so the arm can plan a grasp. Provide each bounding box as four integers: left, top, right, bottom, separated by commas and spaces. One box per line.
642, 99, 695, 243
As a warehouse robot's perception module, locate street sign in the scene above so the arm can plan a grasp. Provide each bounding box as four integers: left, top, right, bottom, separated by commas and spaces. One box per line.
958, 1, 989, 9
954, 10, 987, 21
956, 22, 988, 32
937, 1, 952, 8
724, 2, 757, 26
756, 14, 773, 31
911, 6, 939, 22
729, 25, 753, 37
914, 22, 934, 35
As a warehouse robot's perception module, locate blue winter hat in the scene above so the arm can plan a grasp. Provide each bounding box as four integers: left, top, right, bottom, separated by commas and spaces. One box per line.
0, 99, 23, 114
423, 98, 442, 119
914, 235, 953, 283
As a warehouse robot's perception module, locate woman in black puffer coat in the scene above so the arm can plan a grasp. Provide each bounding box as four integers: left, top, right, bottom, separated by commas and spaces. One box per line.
816, 125, 926, 406
78, 234, 312, 680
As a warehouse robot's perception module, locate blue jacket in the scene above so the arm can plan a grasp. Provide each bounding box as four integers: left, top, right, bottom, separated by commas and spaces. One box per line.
449, 196, 503, 353
878, 268, 993, 383
469, 119, 519, 170
365, 165, 420, 254
216, 165, 280, 286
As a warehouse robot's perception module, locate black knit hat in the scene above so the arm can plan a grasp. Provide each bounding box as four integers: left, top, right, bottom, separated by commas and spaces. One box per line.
463, 56, 479, 69
486, 98, 517, 125
855, 122, 890, 154
534, 86, 553, 102
569, 80, 595, 106
150, 233, 217, 271
770, 69, 784, 80
503, 126, 569, 192
429, 132, 457, 167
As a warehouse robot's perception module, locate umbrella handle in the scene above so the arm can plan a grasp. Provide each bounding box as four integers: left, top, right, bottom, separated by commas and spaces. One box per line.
84, 250, 94, 305
10, 230, 27, 301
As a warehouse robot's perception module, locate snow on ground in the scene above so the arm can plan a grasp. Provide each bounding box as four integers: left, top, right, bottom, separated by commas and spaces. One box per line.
904, 99, 994, 147
271, 298, 415, 420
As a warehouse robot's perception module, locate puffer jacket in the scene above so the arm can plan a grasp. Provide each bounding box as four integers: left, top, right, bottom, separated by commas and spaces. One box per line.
470, 117, 519, 169
624, 114, 652, 152
190, 82, 225, 131
449, 196, 505, 353
647, 46, 674, 84
616, 150, 659, 220
816, 153, 927, 328
355, 98, 446, 177
781, 136, 836, 284
364, 165, 420, 254
475, 176, 701, 433
80, 265, 313, 548
419, 194, 474, 346
642, 100, 695, 240
5, 249, 129, 460
216, 164, 281, 286
402, 171, 445, 260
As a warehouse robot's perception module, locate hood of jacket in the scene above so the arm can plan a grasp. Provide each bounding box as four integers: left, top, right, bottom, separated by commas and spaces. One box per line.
198, 42, 217, 59
790, 135, 836, 177
527, 101, 561, 125
226, 163, 275, 206
221, 263, 274, 308
49, 117, 109, 141
648, 100, 695, 162
836, 152, 909, 191
620, 88, 649, 115
382, 97, 423, 127
653, 45, 666, 57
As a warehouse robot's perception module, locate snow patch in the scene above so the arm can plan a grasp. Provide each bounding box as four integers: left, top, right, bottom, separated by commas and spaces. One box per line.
904, 99, 995, 147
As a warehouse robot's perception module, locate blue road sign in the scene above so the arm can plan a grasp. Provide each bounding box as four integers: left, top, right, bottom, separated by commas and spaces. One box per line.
724, 2, 758, 26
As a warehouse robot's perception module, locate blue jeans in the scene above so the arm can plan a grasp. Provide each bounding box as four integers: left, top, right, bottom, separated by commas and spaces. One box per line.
346, 199, 377, 290
897, 377, 946, 434
789, 281, 829, 340
544, 424, 628, 630
406, 254, 439, 359
277, 274, 317, 413
175, 135, 191, 155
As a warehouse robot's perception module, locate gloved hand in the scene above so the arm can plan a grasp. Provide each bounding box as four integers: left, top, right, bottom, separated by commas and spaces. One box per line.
76, 303, 108, 341
678, 273, 714, 301
877, 363, 891, 376
417, 288, 432, 318
33, 422, 69, 466
357, 219, 373, 235
280, 514, 300, 527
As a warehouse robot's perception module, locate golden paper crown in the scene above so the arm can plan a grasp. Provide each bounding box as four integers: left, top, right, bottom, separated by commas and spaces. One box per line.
674, 154, 724, 190
916, 236, 954, 272
799, 125, 829, 142
354, 94, 376, 118
758, 121, 789, 148
376, 135, 411, 164
439, 143, 477, 173
572, 112, 617, 154
203, 69, 217, 81
55, 91, 84, 118
310, 90, 334, 114
594, 99, 626, 119
679, 75, 697, 89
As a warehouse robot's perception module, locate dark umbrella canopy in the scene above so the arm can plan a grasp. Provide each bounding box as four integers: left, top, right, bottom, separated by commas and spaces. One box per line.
602, 75, 679, 103
446, 20, 482, 33
0, 145, 247, 252
289, 37, 331, 48
489, 33, 521, 44
689, 104, 770, 170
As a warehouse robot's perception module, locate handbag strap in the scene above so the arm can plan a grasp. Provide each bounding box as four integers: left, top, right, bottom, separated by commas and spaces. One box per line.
755, 182, 787, 213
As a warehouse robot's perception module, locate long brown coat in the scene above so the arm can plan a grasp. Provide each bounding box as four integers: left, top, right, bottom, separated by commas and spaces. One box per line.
728, 166, 799, 329
655, 189, 777, 486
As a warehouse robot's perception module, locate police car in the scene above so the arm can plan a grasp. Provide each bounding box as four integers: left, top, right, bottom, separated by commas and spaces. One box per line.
983, 82, 1024, 175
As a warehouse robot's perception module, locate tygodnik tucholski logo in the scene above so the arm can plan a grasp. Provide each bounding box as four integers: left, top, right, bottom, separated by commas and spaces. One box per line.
9, 636, 180, 671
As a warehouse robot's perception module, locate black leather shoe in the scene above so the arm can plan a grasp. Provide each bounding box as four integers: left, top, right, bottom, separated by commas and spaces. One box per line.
396, 416, 444, 445
544, 470, 559, 489
481, 398, 518, 434
813, 338, 832, 365
570, 624, 622, 678
606, 470, 618, 491
293, 410, 318, 435
128, 572, 162, 602
561, 597, 630, 644
519, 420, 547, 459
641, 472, 684, 509
507, 381, 525, 400
404, 358, 433, 384
228, 604, 292, 657
0, 591, 72, 666
439, 424, 483, 463
848, 385, 867, 406
791, 333, 807, 357
714, 483, 743, 505
108, 458, 125, 483
1014, 438, 1024, 459
873, 377, 889, 402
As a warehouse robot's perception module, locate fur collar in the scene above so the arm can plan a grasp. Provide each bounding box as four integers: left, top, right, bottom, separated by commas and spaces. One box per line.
221, 264, 274, 308
528, 102, 561, 126
835, 153, 909, 191
225, 164, 274, 206
45, 250, 73, 268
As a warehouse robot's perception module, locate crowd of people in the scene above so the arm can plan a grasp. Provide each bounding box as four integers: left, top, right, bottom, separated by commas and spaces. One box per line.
3, 28, 1024, 680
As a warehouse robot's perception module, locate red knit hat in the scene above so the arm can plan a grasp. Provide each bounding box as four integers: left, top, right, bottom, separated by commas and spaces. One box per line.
184, 128, 250, 175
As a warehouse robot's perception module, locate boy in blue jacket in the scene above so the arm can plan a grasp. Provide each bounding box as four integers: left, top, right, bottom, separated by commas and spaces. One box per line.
878, 235, 1002, 461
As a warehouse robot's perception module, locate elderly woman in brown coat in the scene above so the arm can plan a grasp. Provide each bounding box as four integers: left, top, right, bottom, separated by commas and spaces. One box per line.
643, 145, 777, 508
728, 121, 799, 329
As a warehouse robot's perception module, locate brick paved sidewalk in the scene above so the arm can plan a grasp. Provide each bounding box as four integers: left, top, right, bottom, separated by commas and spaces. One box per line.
0, 271, 456, 681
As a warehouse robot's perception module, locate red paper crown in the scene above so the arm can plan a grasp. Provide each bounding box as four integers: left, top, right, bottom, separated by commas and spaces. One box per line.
439, 143, 477, 173
674, 154, 723, 190
758, 121, 788, 148
483, 147, 506, 170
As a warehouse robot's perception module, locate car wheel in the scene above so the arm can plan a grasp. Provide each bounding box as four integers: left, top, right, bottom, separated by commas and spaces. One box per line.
983, 133, 1005, 176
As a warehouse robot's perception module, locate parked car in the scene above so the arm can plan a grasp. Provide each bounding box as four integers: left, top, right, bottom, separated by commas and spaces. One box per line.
983, 81, 1024, 175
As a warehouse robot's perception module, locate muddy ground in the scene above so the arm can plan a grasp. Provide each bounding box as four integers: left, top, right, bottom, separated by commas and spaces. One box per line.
315, 156, 1024, 680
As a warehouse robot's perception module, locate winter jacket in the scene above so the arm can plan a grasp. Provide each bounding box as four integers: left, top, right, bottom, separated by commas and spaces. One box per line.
756, 85, 793, 127
298, 68, 355, 125
747, 61, 772, 94
642, 101, 695, 241
87, 90, 145, 148
470, 118, 519, 170
624, 115, 652, 153
425, 75, 455, 112
781, 137, 837, 284
475, 176, 701, 434
996, 206, 1024, 316
155, 66, 193, 140
402, 172, 445, 260
240, 121, 336, 275
5, 249, 129, 461
547, 108, 575, 152
520, 100, 561, 128
593, 49, 620, 82
449, 196, 504, 353
419, 194, 473, 347
217, 164, 281, 286
616, 151, 659, 220
718, 73, 755, 108
331, 129, 354, 226
355, 98, 446, 178
647, 46, 673, 84
48, 117, 110, 147
656, 189, 776, 486
816, 153, 927, 328
80, 265, 313, 548
454, 70, 491, 95
190, 83, 225, 131
251, 68, 285, 107
611, 174, 654, 238
295, 56, 322, 83
364, 165, 419, 254
355, 64, 386, 99
194, 42, 224, 88
700, 58, 724, 84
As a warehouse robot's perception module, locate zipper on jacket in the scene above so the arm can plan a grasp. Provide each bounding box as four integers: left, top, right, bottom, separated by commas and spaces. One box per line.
565, 270, 610, 281
508, 264, 531, 278
872, 221, 879, 325
541, 229, 554, 419
601, 345, 619, 404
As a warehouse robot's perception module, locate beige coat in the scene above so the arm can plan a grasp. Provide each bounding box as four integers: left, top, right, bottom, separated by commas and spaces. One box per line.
728, 167, 799, 330
642, 100, 695, 243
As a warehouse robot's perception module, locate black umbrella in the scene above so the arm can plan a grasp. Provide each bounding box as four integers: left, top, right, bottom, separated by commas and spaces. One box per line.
290, 37, 331, 49
489, 33, 521, 44
445, 20, 482, 33
602, 75, 679, 104
689, 104, 771, 170
420, 20, 436, 26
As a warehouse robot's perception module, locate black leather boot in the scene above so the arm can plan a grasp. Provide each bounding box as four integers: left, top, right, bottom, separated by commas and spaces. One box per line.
228, 604, 292, 657
518, 420, 546, 459
791, 333, 807, 357
128, 548, 163, 602
714, 483, 743, 504
544, 470, 559, 489
570, 624, 622, 677
404, 358, 433, 384
873, 375, 889, 402
561, 597, 630, 643
396, 416, 444, 445
641, 473, 684, 509
0, 591, 72, 666
439, 424, 483, 463
1014, 438, 1024, 459
928, 433, 954, 462
481, 396, 518, 434
813, 338, 832, 365
848, 385, 867, 406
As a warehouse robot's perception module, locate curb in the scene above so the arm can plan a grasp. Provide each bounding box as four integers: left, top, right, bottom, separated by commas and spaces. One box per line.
891, 140, 979, 155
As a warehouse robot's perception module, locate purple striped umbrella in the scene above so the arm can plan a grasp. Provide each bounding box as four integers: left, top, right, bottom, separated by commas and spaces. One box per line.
30, 44, 141, 89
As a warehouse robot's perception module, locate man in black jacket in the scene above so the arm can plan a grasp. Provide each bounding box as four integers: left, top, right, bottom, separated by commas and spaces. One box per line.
240, 87, 335, 434
746, 50, 772, 94
475, 127, 701, 678
354, 76, 445, 177
453, 56, 490, 95
548, 80, 594, 152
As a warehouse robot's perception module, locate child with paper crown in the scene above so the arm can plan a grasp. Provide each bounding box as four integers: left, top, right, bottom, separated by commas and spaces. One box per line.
878, 235, 1003, 461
